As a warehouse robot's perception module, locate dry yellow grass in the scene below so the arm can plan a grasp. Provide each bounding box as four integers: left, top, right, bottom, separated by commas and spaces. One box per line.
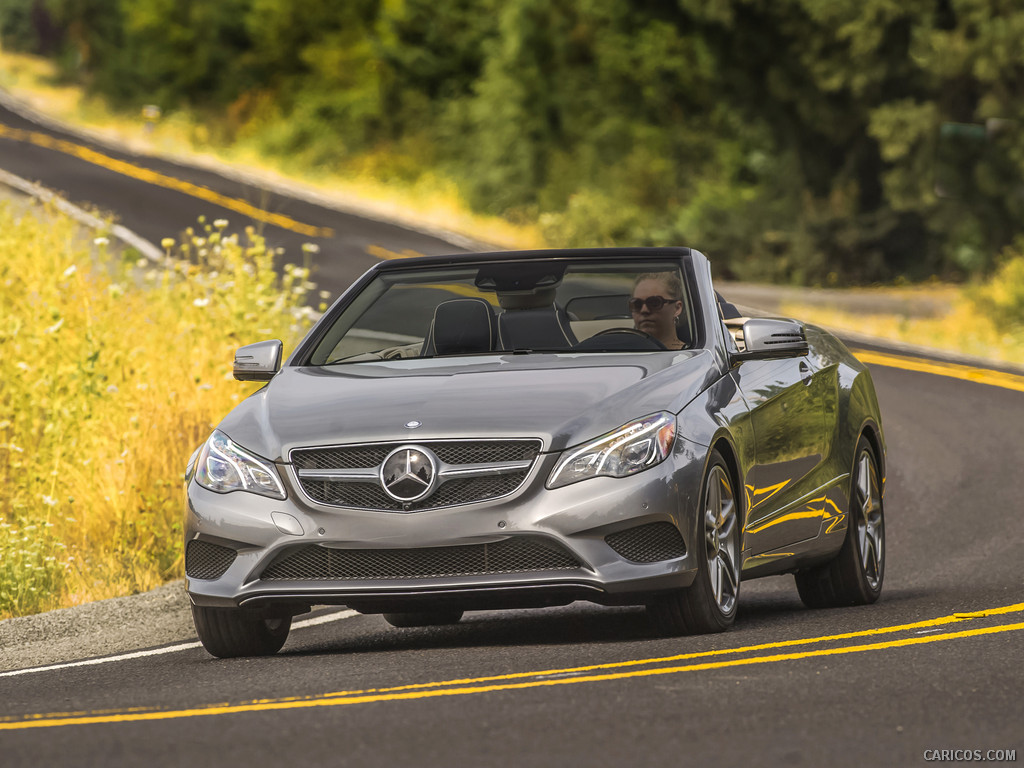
0, 204, 317, 617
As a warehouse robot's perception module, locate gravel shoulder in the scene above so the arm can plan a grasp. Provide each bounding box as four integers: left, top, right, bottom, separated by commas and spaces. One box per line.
0, 581, 194, 672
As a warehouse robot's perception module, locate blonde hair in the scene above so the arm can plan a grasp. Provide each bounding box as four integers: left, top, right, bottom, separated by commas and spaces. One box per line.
633, 271, 682, 300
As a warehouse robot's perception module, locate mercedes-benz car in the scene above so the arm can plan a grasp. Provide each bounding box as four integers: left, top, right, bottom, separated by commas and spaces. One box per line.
183, 247, 886, 657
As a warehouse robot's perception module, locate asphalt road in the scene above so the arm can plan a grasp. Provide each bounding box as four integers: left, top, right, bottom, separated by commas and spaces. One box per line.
1, 95, 1023, 767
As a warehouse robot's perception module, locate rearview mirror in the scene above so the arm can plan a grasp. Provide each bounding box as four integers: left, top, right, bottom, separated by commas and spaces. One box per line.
233, 340, 283, 381
733, 319, 808, 361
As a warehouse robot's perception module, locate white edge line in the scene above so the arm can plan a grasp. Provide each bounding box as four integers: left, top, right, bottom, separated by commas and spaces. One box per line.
0, 609, 359, 679
0, 88, 494, 253
0, 167, 164, 262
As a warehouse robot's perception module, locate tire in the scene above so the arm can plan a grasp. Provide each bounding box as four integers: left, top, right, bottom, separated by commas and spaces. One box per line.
191, 605, 292, 658
795, 434, 885, 608
383, 610, 464, 628
647, 449, 741, 636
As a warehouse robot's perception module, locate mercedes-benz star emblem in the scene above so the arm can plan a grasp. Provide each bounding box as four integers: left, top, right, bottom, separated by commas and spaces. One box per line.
380, 446, 438, 503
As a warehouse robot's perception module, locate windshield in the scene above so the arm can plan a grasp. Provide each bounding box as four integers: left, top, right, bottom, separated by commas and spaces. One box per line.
307, 259, 696, 365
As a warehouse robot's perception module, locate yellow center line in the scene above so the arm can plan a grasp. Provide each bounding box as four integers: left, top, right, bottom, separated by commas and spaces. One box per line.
268, 601, 1024, 700
2, 620, 1021, 731
0, 124, 333, 239
852, 348, 1024, 393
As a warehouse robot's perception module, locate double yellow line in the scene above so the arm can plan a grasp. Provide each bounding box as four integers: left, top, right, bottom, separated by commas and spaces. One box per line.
853, 348, 1024, 393
3, 602, 1022, 731
0, 124, 333, 239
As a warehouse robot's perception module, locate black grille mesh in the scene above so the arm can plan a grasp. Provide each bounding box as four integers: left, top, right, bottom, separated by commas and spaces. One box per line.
292, 445, 389, 470
291, 439, 541, 511
185, 540, 237, 580
301, 473, 528, 511
261, 538, 580, 581
605, 522, 686, 563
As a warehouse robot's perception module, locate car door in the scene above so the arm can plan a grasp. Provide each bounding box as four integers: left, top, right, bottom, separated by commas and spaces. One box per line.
734, 352, 831, 555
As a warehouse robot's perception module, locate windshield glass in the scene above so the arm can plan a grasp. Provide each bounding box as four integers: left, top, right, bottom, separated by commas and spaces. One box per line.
308, 259, 695, 365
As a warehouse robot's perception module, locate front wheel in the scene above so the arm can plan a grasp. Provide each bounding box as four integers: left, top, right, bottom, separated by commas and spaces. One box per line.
795, 435, 885, 608
191, 605, 291, 658
647, 449, 740, 636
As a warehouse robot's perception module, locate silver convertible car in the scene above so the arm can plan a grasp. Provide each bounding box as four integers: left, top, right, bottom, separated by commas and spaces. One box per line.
184, 247, 886, 657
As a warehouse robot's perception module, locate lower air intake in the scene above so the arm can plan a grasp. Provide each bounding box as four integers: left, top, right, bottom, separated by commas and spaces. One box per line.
185, 540, 237, 580
605, 522, 686, 563
261, 538, 580, 581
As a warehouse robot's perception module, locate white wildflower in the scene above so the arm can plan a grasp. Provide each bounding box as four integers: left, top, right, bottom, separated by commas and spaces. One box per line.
45, 318, 64, 334
214, 219, 228, 229
62, 264, 77, 278
301, 243, 320, 254
193, 298, 210, 308
93, 237, 109, 247
41, 496, 58, 507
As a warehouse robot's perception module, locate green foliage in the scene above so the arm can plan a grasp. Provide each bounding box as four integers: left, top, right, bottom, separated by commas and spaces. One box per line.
0, 0, 37, 52
967, 247, 1024, 330
15, 0, 1024, 284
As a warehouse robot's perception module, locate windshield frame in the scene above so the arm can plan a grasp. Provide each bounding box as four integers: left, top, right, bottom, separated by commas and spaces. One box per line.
291, 249, 706, 367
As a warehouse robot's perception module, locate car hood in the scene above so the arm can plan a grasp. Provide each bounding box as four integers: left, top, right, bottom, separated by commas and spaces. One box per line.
217, 351, 721, 461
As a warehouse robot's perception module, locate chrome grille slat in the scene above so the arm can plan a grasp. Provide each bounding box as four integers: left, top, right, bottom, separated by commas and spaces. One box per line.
261, 537, 580, 581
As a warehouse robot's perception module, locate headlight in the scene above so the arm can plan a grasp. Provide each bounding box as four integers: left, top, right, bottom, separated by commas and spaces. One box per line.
547, 412, 676, 489
194, 430, 286, 499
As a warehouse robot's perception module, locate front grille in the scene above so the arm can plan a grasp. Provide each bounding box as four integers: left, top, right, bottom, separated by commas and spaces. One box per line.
605, 522, 686, 563
261, 537, 580, 581
290, 439, 541, 511
185, 540, 237, 580
301, 473, 528, 511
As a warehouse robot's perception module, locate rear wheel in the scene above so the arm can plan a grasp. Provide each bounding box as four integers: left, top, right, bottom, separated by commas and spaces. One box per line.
191, 605, 291, 658
383, 611, 464, 628
795, 435, 885, 608
648, 449, 740, 636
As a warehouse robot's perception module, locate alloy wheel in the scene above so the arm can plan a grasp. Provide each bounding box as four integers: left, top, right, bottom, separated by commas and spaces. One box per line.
704, 464, 739, 615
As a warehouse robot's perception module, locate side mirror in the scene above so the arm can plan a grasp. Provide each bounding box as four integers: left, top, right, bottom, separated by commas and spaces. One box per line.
233, 340, 283, 381
732, 318, 808, 361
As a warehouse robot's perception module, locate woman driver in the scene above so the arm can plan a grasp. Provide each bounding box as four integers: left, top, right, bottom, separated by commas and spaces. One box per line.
630, 272, 685, 349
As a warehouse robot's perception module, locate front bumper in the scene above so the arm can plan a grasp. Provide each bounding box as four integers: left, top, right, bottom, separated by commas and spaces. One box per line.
184, 444, 706, 613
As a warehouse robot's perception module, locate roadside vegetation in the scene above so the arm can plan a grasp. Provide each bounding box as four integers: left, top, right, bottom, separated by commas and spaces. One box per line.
0, 203, 318, 618
784, 251, 1024, 366
3, 0, 1023, 286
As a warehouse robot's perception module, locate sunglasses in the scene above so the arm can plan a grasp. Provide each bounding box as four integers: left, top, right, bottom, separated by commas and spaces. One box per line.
628, 295, 678, 313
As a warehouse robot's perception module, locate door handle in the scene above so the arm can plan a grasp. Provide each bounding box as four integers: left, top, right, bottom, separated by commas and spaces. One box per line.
799, 360, 814, 385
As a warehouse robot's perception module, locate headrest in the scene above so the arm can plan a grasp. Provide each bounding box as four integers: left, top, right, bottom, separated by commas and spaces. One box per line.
429, 298, 496, 355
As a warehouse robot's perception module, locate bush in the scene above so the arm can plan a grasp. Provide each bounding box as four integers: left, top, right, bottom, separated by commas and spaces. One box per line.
967, 248, 1024, 330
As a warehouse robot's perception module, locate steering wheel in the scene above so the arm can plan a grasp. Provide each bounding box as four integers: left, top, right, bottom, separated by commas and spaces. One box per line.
589, 328, 667, 349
